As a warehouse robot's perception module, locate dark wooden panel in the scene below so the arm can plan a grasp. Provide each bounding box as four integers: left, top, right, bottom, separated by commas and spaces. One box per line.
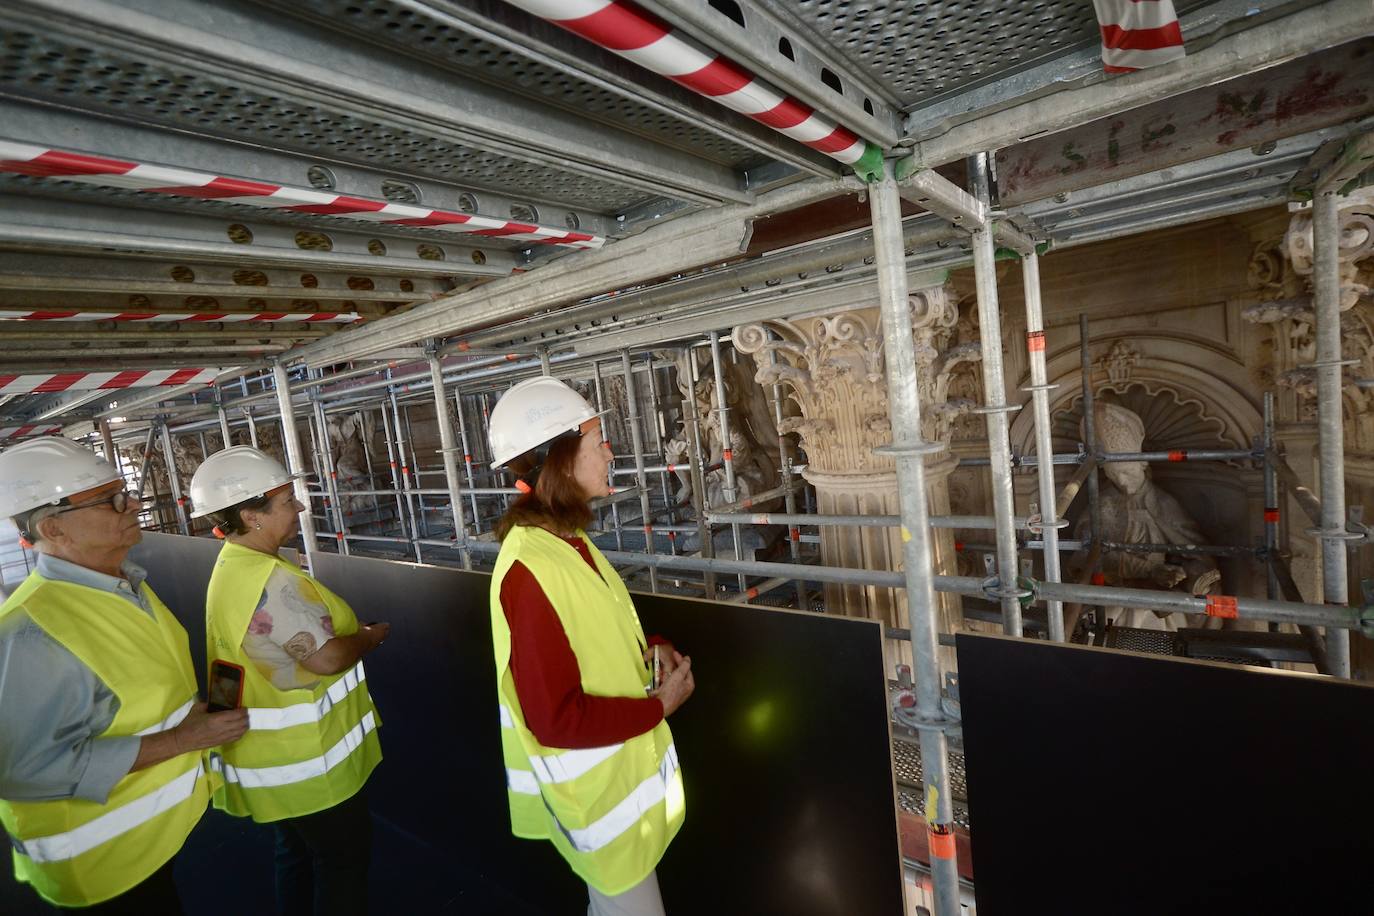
957, 633, 1374, 915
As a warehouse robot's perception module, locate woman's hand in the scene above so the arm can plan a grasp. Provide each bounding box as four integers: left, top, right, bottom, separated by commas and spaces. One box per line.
644, 642, 683, 679
649, 656, 695, 717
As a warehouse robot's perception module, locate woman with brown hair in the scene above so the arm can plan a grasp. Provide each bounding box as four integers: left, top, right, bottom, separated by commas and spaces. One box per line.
486, 376, 695, 916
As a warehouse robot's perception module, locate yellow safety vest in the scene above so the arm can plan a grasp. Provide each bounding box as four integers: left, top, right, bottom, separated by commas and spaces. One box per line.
490, 525, 684, 896
204, 541, 381, 823
0, 571, 210, 908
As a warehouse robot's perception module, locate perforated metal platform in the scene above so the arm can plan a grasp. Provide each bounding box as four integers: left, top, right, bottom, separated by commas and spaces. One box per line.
787, 0, 1213, 110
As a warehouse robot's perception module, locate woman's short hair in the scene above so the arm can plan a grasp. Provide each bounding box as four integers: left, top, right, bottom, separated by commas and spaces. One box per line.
209, 491, 274, 537
495, 431, 593, 541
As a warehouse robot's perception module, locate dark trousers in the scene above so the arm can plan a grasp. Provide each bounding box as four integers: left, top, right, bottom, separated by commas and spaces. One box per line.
39, 856, 183, 914
272, 788, 372, 916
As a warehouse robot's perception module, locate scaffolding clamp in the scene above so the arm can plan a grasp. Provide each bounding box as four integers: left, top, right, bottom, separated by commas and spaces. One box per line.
981, 575, 1035, 603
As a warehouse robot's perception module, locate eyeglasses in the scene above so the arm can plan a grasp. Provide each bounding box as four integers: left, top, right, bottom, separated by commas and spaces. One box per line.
49, 488, 138, 518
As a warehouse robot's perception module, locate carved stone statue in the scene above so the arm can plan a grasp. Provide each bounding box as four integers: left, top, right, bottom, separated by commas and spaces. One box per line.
1073, 399, 1221, 631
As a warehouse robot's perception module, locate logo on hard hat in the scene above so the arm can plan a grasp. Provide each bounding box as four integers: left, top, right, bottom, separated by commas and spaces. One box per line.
525, 404, 560, 422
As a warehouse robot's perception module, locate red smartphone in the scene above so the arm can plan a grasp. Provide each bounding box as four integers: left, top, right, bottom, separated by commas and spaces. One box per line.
207, 660, 245, 712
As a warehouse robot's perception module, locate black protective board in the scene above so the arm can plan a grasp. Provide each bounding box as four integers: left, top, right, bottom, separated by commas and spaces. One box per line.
957, 633, 1374, 915
4, 534, 903, 915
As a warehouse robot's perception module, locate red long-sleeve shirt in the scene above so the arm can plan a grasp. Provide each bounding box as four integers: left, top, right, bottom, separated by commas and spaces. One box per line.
500, 535, 665, 749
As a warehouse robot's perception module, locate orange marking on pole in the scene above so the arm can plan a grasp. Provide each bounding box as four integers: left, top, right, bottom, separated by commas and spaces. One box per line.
928, 827, 957, 860
1264, 508, 1280, 523
1206, 595, 1239, 619
1168, 450, 1187, 462
1026, 330, 1046, 352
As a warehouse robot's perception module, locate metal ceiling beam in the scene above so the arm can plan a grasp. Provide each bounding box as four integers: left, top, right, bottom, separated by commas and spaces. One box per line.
903, 0, 1373, 168
633, 0, 902, 146
0, 99, 622, 243
275, 0, 839, 181
0, 0, 750, 206
0, 326, 331, 340
0, 194, 515, 276
448, 216, 961, 351
0, 253, 447, 302
285, 173, 861, 368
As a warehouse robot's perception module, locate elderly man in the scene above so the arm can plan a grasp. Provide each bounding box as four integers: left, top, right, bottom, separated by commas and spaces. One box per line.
0, 436, 248, 913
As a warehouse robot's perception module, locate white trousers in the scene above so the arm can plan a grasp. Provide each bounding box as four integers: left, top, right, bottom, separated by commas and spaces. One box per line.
587, 870, 666, 916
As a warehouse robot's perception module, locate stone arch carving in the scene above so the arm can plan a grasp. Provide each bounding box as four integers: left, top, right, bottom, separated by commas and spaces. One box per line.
1009, 337, 1262, 457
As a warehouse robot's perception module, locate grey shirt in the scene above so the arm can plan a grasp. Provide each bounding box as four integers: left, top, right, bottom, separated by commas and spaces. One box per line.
0, 555, 154, 803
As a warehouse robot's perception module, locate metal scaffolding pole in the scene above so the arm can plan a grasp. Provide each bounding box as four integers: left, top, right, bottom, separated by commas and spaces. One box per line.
312, 392, 350, 556
244, 408, 259, 448
642, 356, 678, 555
621, 350, 659, 592
1021, 252, 1066, 642
271, 360, 318, 573
968, 153, 1022, 635
453, 389, 483, 535
709, 330, 747, 595
683, 348, 716, 596
133, 426, 157, 503
402, 404, 429, 540
870, 161, 961, 916
389, 391, 424, 562
216, 391, 232, 449
98, 418, 118, 469
377, 393, 412, 552
157, 420, 190, 536
1080, 315, 1104, 584
591, 361, 624, 552
1262, 392, 1281, 605
429, 347, 472, 570
1313, 188, 1352, 678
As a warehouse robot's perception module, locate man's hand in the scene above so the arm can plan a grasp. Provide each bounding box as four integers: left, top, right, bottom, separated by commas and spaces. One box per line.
132, 701, 248, 772
173, 702, 249, 753
649, 657, 695, 717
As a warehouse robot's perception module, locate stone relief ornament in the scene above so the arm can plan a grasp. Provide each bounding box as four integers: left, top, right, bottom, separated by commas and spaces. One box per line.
657, 347, 780, 512
1245, 189, 1374, 425
1095, 339, 1140, 386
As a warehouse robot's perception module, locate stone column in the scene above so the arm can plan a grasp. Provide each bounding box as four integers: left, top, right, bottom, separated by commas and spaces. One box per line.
734, 284, 980, 675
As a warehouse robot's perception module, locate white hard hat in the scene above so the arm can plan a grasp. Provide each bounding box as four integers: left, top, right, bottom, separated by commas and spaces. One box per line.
488, 376, 601, 469
0, 436, 124, 518
189, 446, 303, 518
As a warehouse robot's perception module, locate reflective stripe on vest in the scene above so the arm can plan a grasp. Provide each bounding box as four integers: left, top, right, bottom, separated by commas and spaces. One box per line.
549, 745, 680, 854
246, 662, 367, 731
11, 762, 205, 865
498, 706, 622, 785
213, 710, 376, 789
133, 699, 193, 737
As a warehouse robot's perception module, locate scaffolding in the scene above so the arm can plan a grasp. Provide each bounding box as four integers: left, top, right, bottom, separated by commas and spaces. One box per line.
1, 3, 1372, 912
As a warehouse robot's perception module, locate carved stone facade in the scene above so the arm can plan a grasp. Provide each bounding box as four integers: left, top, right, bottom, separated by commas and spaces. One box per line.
733, 284, 981, 674
1241, 189, 1374, 673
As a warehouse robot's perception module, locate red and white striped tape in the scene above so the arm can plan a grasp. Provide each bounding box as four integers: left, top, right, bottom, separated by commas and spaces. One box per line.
502, 0, 884, 179
0, 425, 62, 441
1092, 0, 1186, 73
0, 310, 361, 323
0, 141, 604, 250
0, 368, 221, 397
